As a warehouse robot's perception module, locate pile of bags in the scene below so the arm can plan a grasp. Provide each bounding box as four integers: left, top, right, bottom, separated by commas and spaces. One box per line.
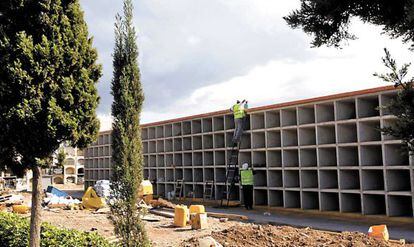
94, 180, 111, 198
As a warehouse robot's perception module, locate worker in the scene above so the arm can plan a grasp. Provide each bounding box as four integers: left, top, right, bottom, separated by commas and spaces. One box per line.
240, 163, 254, 210
230, 100, 247, 145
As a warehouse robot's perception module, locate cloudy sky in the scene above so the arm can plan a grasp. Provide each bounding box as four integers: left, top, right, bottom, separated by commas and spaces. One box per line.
80, 0, 413, 130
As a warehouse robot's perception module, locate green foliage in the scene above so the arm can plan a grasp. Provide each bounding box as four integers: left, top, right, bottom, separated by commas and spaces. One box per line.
0, 0, 102, 170
56, 149, 66, 168
109, 0, 150, 246
374, 48, 414, 153
284, 0, 414, 49
0, 212, 113, 247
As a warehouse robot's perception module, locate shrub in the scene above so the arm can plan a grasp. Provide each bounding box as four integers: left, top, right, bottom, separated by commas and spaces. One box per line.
0, 212, 113, 247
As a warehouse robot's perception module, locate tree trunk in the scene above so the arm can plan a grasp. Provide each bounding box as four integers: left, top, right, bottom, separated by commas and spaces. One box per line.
29, 166, 42, 247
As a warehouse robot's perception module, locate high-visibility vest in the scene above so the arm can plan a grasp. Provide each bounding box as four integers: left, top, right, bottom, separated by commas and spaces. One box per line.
232, 104, 244, 119
240, 169, 253, 185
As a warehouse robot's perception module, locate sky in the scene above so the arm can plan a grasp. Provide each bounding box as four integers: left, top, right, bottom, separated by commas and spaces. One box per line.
80, 0, 414, 130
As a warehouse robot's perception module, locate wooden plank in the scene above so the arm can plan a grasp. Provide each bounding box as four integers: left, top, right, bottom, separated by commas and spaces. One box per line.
207, 212, 248, 221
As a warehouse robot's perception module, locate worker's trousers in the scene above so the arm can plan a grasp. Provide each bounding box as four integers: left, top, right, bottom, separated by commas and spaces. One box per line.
242, 185, 253, 210
232, 118, 244, 145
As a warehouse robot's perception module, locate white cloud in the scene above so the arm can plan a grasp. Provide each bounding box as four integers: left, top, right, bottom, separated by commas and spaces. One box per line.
98, 114, 113, 131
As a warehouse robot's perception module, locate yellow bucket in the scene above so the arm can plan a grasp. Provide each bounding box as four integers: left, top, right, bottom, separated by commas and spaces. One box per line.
368, 225, 389, 241
189, 205, 205, 214
174, 205, 189, 227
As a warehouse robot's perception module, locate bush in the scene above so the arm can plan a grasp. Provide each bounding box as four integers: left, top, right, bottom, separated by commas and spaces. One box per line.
0, 212, 114, 247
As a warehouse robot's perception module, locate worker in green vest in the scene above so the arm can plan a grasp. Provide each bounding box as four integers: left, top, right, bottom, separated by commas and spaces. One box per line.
230, 100, 247, 146
240, 163, 254, 210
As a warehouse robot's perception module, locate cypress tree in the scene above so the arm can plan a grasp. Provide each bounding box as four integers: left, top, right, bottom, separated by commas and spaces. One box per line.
0, 1, 101, 246
110, 0, 150, 246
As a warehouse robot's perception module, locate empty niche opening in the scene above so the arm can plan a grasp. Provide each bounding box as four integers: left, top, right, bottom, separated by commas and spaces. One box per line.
336, 99, 356, 120
384, 144, 409, 166
144, 169, 149, 179
213, 116, 224, 131
184, 168, 193, 182
386, 170, 411, 192
319, 170, 338, 189
192, 119, 202, 134
166, 184, 174, 195
363, 194, 386, 215
298, 106, 315, 125
226, 132, 234, 148
321, 192, 339, 211
183, 137, 192, 151
283, 149, 299, 167
269, 190, 283, 207
265, 110, 280, 128
382, 118, 398, 140
156, 126, 164, 138
240, 133, 252, 149
182, 121, 192, 135
193, 152, 203, 166
337, 123, 357, 143
215, 168, 226, 183
252, 151, 266, 167
183, 153, 192, 166
301, 170, 318, 188
239, 152, 252, 166
215, 185, 225, 200
362, 170, 384, 190
148, 127, 156, 139
174, 169, 183, 180
194, 168, 203, 182
149, 169, 157, 180
184, 184, 193, 198
251, 113, 265, 130
284, 170, 300, 188
316, 103, 335, 123
143, 142, 149, 154
157, 169, 165, 181
173, 123, 182, 136
388, 195, 413, 217
359, 120, 381, 142
166, 154, 174, 167
156, 140, 164, 153
149, 155, 156, 167
165, 139, 173, 152
360, 145, 383, 166
380, 92, 397, 116
141, 128, 148, 140
282, 129, 298, 147
165, 124, 172, 137
202, 118, 213, 133
204, 168, 214, 181
318, 148, 337, 167
203, 135, 214, 149
339, 170, 360, 190
166, 169, 174, 182
214, 134, 225, 148
341, 193, 361, 213
267, 150, 282, 167
299, 127, 316, 146
157, 184, 165, 197
267, 130, 281, 148
149, 141, 156, 153
174, 153, 182, 166
224, 115, 235, 130
252, 132, 266, 149
194, 184, 203, 198
228, 185, 240, 200
254, 170, 267, 186
144, 156, 149, 167
281, 108, 297, 127
193, 136, 203, 150
302, 192, 319, 210
214, 151, 226, 166
203, 152, 214, 166
317, 125, 336, 144
268, 170, 283, 187
358, 96, 380, 118
338, 146, 359, 166
254, 189, 268, 206
300, 148, 317, 167
157, 155, 165, 167
173, 138, 182, 152
285, 191, 300, 208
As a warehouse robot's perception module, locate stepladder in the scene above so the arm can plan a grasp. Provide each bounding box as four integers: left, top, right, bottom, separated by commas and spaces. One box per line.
173, 179, 184, 200
203, 180, 214, 202
220, 145, 240, 207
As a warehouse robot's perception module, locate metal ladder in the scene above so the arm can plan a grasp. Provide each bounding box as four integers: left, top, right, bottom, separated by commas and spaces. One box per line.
220, 145, 240, 207
173, 179, 184, 200
203, 180, 214, 202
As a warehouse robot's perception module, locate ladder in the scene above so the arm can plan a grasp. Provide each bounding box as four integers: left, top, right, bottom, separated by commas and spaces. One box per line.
203, 180, 214, 202
220, 145, 240, 207
173, 179, 184, 200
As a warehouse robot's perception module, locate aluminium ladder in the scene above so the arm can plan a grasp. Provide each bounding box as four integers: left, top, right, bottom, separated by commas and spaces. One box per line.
220, 144, 240, 207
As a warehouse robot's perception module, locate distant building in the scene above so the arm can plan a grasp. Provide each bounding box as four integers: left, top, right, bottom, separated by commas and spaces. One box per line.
52, 144, 85, 185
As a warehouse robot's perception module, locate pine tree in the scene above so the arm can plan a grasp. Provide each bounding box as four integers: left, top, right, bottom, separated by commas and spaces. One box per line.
0, 1, 101, 246
110, 0, 150, 246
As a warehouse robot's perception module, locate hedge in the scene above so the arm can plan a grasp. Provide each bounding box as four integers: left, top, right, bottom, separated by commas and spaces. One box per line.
0, 212, 114, 247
